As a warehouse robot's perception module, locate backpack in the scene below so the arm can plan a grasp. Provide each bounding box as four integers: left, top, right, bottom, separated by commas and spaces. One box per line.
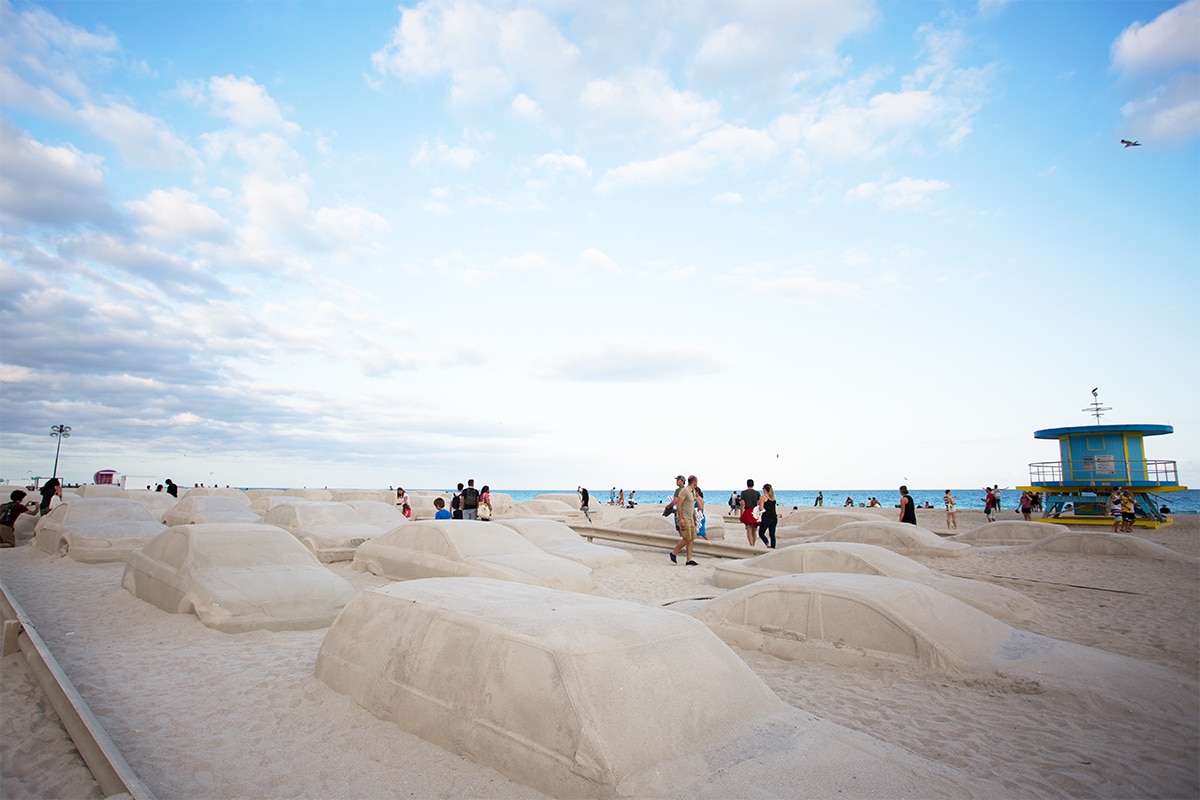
0, 501, 24, 527
462, 487, 479, 508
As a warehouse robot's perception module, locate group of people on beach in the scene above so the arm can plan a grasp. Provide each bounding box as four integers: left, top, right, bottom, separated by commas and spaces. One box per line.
1109, 488, 1137, 532
607, 488, 637, 508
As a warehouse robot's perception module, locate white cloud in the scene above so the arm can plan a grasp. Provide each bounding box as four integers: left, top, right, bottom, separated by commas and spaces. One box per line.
78, 102, 195, 168
533, 151, 591, 180
127, 188, 230, 245
596, 124, 775, 192
1111, 0, 1200, 73
208, 75, 300, 134
511, 93, 543, 122
712, 192, 743, 204
845, 177, 949, 211
371, 0, 583, 106
535, 336, 729, 382
579, 68, 721, 148
580, 247, 619, 272
0, 120, 113, 228
693, 1, 876, 80
411, 139, 483, 170
1112, 1, 1200, 142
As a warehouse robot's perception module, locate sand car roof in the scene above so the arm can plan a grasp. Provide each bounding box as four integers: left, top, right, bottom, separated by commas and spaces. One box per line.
373, 519, 541, 557
262, 501, 364, 528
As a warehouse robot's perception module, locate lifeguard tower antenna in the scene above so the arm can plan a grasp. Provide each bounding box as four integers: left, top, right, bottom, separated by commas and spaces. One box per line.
1083, 388, 1111, 424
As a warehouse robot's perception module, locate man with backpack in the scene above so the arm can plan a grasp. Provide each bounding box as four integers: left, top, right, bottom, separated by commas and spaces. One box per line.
451, 483, 464, 519
1, 490, 36, 548
461, 479, 480, 520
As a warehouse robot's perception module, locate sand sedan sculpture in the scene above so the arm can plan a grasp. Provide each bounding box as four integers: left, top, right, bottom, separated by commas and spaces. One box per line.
712, 541, 1037, 622
352, 519, 599, 594
693, 573, 1195, 717
316, 577, 989, 799
34, 498, 167, 562
162, 495, 261, 526
123, 523, 355, 633
492, 517, 633, 569
260, 501, 389, 562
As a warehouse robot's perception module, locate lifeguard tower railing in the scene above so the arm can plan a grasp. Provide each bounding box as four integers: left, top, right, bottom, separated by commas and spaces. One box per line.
1028, 459, 1179, 488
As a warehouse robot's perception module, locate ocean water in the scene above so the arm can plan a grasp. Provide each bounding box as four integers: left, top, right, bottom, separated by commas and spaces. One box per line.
500, 488, 1200, 514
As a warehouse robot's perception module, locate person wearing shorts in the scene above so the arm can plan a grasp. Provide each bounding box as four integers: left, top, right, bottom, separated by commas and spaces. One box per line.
739, 479, 760, 546
666, 475, 698, 565
1119, 489, 1136, 533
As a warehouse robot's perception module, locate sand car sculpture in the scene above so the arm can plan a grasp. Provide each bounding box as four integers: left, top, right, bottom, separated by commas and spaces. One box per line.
260, 501, 388, 562
712, 542, 1037, 622
34, 498, 167, 562
693, 573, 1195, 717
352, 519, 599, 593
123, 523, 355, 633
814, 520, 971, 556
493, 518, 633, 569
162, 495, 261, 526
316, 578, 987, 799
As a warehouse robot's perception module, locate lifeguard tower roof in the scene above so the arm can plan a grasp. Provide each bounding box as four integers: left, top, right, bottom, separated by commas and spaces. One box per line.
1034, 423, 1173, 440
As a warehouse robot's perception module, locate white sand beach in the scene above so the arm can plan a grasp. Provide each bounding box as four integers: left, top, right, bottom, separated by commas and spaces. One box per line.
2, 503, 1197, 799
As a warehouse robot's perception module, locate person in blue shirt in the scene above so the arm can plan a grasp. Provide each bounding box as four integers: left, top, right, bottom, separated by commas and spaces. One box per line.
433, 497, 451, 520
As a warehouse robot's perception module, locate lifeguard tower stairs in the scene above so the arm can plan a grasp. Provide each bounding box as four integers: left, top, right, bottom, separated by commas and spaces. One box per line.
1018, 394, 1187, 529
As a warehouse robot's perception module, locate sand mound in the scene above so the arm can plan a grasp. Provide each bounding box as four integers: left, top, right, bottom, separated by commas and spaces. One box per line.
816, 520, 971, 557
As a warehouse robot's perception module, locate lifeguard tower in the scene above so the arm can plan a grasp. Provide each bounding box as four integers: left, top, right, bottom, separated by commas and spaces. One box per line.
1019, 391, 1187, 528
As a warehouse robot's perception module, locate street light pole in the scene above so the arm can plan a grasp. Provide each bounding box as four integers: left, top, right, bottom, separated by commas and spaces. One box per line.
50, 424, 72, 481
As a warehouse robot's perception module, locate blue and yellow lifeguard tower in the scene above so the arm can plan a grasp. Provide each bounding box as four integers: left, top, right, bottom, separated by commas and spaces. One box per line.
1019, 392, 1187, 528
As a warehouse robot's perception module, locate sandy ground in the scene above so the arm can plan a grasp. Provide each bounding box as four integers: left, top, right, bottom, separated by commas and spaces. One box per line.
1, 505, 1197, 799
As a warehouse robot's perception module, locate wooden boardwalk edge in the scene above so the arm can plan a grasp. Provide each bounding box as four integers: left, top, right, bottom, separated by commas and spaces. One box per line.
0, 578, 156, 800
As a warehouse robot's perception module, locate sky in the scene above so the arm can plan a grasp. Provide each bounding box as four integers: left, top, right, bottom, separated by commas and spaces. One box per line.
1, 0, 1198, 493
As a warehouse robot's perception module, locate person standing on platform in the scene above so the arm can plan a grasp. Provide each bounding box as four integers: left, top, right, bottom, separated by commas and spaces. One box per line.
898, 485, 917, 525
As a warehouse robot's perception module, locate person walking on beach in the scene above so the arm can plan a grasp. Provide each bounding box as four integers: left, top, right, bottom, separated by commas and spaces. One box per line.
1, 490, 36, 547
1018, 491, 1033, 521
983, 487, 996, 522
666, 475, 698, 565
577, 486, 592, 523
944, 490, 958, 530
814, 491, 823, 507
396, 487, 411, 519
451, 483, 464, 519
739, 479, 761, 546
898, 485, 917, 525
688, 476, 706, 538
757, 484, 778, 548
461, 480, 480, 520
